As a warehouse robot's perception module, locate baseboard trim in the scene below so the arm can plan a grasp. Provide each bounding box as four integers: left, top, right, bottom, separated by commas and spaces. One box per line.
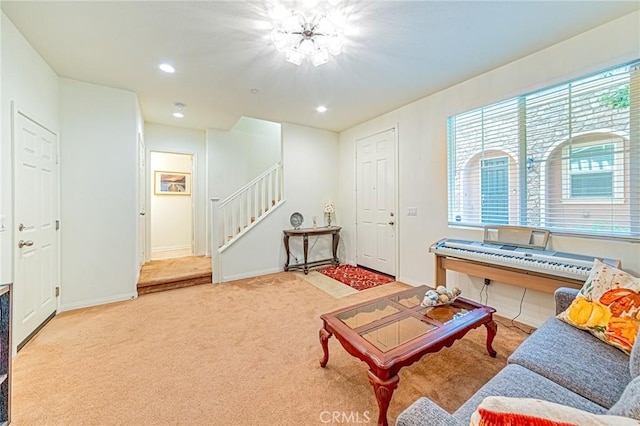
59, 291, 138, 313
151, 246, 193, 260
221, 267, 283, 283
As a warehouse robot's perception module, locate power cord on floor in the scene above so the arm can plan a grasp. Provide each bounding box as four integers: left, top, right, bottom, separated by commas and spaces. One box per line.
479, 282, 532, 335
494, 288, 533, 335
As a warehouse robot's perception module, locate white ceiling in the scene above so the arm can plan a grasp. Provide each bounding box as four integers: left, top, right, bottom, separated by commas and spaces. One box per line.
2, 1, 639, 132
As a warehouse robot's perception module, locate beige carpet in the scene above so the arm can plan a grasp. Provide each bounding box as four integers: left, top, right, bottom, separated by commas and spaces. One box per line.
12, 272, 528, 425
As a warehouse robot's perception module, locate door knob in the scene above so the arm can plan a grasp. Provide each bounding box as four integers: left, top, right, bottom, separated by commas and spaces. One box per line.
388, 221, 395, 226
18, 240, 34, 248
18, 223, 26, 231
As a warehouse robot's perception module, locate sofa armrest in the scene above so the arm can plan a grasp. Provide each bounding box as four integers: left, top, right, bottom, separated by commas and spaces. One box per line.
555, 287, 580, 315
395, 397, 464, 426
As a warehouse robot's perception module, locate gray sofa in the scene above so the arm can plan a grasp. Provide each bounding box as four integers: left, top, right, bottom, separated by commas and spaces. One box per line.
396, 287, 640, 425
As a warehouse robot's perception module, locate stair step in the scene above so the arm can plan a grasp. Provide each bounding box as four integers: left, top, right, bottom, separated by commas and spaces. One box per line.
138, 274, 212, 295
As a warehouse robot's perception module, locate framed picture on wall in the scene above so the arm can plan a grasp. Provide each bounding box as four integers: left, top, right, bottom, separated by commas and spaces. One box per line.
154, 171, 191, 195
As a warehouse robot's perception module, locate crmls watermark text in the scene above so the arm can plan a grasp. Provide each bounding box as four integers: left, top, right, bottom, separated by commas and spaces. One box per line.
320, 411, 371, 424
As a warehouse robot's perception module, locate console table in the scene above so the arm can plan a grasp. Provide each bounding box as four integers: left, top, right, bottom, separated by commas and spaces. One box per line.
283, 226, 341, 274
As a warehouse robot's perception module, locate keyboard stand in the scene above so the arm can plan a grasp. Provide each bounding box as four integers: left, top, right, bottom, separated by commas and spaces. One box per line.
434, 254, 585, 294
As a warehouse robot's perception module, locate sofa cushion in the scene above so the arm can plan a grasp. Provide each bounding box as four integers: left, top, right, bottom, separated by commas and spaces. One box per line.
395, 397, 464, 426
558, 259, 640, 354
508, 317, 629, 408
471, 396, 637, 426
608, 375, 640, 420
453, 364, 607, 424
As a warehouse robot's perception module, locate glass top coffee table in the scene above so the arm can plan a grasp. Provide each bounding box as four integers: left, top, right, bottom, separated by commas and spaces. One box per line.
319, 285, 497, 426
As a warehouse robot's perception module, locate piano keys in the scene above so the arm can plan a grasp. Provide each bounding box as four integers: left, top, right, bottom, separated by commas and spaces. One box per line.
430, 237, 621, 293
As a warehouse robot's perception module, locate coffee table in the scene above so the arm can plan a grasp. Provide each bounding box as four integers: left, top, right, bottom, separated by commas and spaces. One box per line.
319, 285, 497, 426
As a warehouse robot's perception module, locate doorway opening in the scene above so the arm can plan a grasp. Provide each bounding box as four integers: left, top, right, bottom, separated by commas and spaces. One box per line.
149, 151, 194, 260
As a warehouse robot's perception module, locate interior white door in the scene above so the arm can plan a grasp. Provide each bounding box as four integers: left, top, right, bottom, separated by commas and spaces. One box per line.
356, 128, 397, 276
137, 134, 146, 268
13, 111, 58, 348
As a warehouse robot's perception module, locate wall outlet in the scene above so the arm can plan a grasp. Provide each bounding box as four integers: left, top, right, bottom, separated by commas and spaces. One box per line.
407, 207, 418, 216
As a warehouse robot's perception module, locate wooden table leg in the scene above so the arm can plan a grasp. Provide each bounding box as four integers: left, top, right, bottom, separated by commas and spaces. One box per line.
319, 327, 332, 367
485, 320, 497, 357
283, 234, 290, 271
367, 371, 399, 426
303, 234, 309, 274
332, 231, 340, 264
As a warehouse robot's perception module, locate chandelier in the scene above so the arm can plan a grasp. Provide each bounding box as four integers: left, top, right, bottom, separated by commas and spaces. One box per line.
271, 9, 345, 66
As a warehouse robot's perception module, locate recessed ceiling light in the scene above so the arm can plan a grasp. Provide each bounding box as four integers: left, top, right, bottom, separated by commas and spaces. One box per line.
316, 106, 327, 113
159, 63, 175, 73
250, 88, 260, 94
173, 102, 185, 118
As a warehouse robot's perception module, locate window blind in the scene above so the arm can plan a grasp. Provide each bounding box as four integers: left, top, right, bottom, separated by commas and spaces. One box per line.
447, 60, 640, 240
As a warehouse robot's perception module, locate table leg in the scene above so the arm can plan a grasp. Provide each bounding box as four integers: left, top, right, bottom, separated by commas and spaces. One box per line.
367, 371, 399, 426
283, 234, 290, 271
332, 231, 340, 264
319, 327, 332, 367
303, 234, 309, 274
485, 320, 498, 358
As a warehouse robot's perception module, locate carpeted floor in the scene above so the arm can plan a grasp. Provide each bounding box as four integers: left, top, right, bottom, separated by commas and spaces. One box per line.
12, 272, 529, 425
319, 264, 395, 291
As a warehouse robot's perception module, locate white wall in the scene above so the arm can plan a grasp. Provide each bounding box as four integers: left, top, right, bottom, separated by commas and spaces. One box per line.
217, 122, 339, 281
150, 152, 193, 259
59, 78, 139, 311
1, 12, 59, 285
339, 11, 640, 327
145, 123, 206, 257
207, 117, 281, 202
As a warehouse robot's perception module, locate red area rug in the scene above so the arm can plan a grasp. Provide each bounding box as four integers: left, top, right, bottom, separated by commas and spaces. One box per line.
319, 264, 394, 291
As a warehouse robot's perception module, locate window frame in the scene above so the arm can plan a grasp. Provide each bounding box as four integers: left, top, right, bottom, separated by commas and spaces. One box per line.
446, 59, 639, 240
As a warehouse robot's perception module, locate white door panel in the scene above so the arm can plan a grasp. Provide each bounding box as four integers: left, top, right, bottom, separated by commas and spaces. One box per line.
138, 135, 146, 268
14, 112, 58, 347
356, 129, 396, 276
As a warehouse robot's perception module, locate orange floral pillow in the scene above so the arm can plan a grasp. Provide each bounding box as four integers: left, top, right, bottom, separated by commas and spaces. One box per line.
469, 396, 638, 426
558, 259, 640, 354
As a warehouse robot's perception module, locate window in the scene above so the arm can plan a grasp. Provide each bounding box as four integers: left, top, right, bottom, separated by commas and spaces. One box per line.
569, 143, 613, 198
447, 60, 640, 239
562, 137, 624, 201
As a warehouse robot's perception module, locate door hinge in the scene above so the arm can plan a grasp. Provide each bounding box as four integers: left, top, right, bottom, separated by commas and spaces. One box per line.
55, 287, 60, 297
55, 220, 60, 230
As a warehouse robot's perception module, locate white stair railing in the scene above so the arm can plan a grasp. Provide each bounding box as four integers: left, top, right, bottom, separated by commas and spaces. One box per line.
217, 162, 283, 251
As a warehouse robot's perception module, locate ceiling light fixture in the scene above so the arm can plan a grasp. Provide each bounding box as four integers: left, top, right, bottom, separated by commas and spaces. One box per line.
159, 63, 176, 73
316, 106, 327, 113
271, 8, 345, 66
172, 102, 185, 118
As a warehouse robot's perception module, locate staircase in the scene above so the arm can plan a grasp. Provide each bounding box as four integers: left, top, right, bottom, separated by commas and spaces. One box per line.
216, 162, 284, 251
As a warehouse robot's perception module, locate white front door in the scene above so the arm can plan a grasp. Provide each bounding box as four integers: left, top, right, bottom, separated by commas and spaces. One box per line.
356, 128, 397, 276
13, 111, 58, 348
